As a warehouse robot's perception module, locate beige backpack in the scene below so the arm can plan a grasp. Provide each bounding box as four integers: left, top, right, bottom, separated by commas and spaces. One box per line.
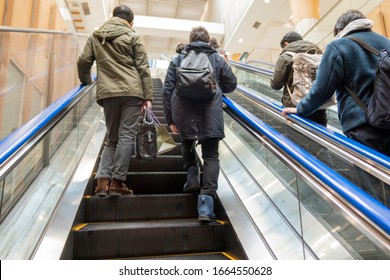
285, 50, 336, 109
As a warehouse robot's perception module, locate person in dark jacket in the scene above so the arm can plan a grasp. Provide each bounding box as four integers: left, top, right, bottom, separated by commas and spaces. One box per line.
282, 10, 390, 157
162, 26, 237, 222
77, 5, 153, 197
270, 31, 328, 126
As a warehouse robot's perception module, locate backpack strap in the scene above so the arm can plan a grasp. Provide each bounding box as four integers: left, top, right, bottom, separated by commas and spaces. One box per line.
346, 36, 379, 56
343, 36, 378, 114
344, 85, 368, 114
284, 51, 296, 58
305, 48, 321, 54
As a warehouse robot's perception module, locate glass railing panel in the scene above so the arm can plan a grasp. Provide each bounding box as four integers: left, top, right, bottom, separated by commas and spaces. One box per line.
232, 67, 281, 103
0, 86, 101, 259
227, 91, 389, 207
223, 110, 389, 259
222, 114, 305, 259
304, 0, 383, 49
244, 60, 275, 71
0, 31, 52, 140
1, 142, 44, 217
230, 65, 341, 131
0, 29, 90, 142
297, 175, 389, 259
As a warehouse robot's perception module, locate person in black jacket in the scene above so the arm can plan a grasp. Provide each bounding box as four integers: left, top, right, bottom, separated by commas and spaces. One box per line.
162, 26, 237, 222
270, 31, 328, 126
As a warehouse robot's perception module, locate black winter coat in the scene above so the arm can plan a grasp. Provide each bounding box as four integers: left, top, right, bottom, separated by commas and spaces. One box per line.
162, 42, 237, 141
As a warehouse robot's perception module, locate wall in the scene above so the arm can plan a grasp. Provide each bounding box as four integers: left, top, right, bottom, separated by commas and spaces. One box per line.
368, 0, 390, 37
202, 0, 253, 46
0, 0, 81, 140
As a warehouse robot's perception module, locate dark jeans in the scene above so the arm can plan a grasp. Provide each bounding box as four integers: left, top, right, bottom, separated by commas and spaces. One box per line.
181, 138, 220, 198
96, 96, 143, 181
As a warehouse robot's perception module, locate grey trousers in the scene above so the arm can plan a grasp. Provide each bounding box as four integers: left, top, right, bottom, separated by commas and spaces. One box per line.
95, 96, 143, 181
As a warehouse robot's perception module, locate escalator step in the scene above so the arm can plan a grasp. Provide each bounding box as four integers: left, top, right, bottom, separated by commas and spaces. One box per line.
128, 252, 232, 260
74, 219, 226, 260
85, 193, 198, 222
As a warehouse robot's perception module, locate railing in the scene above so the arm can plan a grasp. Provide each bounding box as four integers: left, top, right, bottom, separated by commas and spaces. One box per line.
303, 0, 384, 49
0, 26, 90, 142
0, 80, 101, 259
222, 95, 390, 258
229, 61, 341, 131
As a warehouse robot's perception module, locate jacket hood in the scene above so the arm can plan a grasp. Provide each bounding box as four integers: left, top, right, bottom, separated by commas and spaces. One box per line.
283, 40, 322, 54
185, 41, 216, 54
93, 17, 134, 44
334, 19, 373, 40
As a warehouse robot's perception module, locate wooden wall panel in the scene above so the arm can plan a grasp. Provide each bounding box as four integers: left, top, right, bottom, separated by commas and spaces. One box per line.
368, 0, 390, 38
8, 0, 34, 28
0, 0, 5, 25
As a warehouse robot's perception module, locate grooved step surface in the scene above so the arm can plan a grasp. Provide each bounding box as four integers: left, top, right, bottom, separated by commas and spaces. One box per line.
74, 219, 226, 260
85, 193, 198, 222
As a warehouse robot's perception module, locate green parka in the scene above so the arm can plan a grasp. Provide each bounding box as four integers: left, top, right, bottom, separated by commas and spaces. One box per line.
77, 17, 153, 105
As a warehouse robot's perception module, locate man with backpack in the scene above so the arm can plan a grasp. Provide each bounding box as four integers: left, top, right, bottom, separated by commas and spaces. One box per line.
270, 31, 328, 126
162, 26, 237, 222
282, 10, 390, 157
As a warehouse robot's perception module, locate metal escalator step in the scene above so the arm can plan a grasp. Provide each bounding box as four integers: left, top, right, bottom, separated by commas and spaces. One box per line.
85, 193, 198, 222
128, 252, 232, 260
127, 172, 187, 194
130, 155, 183, 172
74, 219, 226, 260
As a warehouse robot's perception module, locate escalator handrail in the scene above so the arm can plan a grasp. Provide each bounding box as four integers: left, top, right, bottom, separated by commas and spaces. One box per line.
229, 60, 274, 76
0, 82, 94, 166
223, 95, 390, 236
235, 84, 390, 170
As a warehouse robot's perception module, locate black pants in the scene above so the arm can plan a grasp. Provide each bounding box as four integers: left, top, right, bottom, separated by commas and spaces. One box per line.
347, 124, 390, 207
181, 138, 220, 198
307, 109, 327, 126
347, 124, 390, 157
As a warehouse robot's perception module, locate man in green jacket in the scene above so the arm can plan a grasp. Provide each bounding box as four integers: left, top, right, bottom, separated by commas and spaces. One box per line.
77, 5, 153, 197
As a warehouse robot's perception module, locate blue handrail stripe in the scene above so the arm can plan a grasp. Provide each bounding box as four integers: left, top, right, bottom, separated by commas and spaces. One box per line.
223, 95, 390, 235
0, 84, 87, 166
235, 84, 390, 170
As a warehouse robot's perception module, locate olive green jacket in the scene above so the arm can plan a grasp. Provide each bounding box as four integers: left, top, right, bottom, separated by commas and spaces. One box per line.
77, 17, 153, 105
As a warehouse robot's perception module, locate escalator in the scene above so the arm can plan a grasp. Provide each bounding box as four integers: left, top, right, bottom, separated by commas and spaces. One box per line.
228, 62, 390, 208
1, 78, 388, 260
71, 79, 246, 260
68, 79, 389, 260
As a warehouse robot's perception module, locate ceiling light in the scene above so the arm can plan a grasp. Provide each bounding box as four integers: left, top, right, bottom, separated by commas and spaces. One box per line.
238, 38, 243, 43
264, 0, 270, 3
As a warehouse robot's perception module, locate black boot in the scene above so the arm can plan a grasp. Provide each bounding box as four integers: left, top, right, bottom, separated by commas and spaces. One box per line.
183, 165, 200, 193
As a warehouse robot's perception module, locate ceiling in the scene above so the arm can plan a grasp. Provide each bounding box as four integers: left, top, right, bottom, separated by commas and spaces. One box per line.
62, 0, 342, 62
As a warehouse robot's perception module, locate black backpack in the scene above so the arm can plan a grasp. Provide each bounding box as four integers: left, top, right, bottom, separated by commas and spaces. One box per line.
344, 36, 390, 130
175, 50, 217, 100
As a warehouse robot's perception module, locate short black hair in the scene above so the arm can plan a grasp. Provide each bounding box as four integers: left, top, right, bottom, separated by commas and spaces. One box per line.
113, 5, 134, 24
189, 26, 210, 43
280, 31, 303, 48
333, 9, 366, 36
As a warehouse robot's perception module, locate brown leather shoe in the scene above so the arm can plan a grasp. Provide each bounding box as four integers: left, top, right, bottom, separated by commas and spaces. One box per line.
109, 178, 133, 197
95, 178, 110, 197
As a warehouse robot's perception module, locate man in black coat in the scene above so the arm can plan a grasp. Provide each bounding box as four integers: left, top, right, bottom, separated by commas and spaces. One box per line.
162, 26, 237, 221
